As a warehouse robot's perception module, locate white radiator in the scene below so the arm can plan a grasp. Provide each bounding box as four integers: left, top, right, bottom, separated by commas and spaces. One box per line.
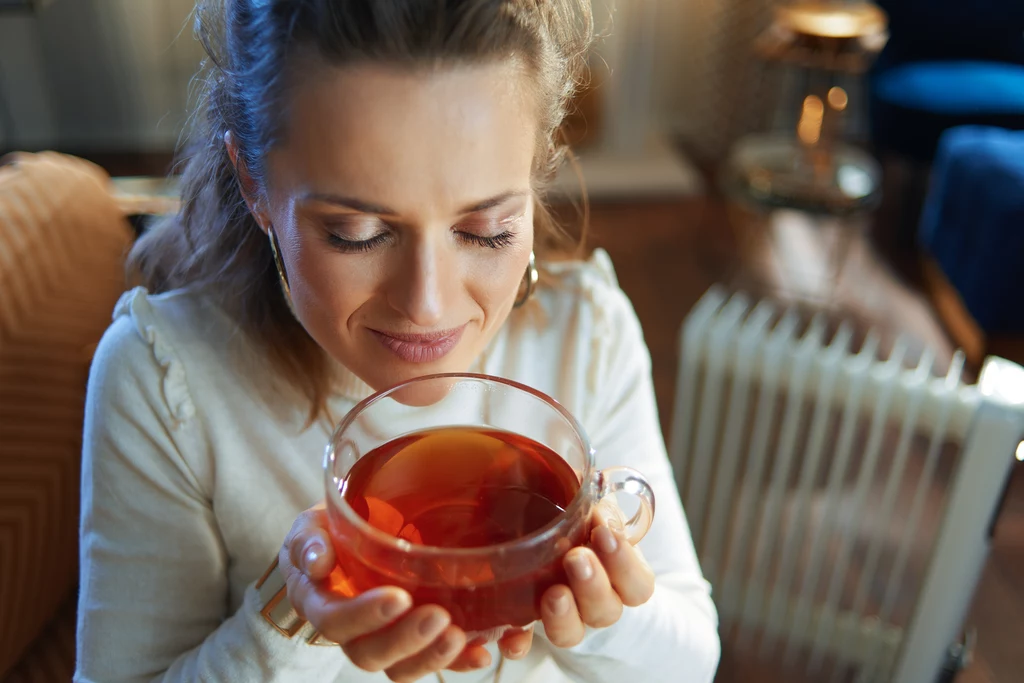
670, 287, 1024, 682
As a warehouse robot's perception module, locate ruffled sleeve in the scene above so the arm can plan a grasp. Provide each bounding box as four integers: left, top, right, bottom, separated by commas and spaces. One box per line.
76, 288, 347, 683
112, 287, 196, 424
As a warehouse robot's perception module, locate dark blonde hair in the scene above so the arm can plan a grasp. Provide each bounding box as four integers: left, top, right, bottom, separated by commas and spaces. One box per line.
129, 0, 594, 419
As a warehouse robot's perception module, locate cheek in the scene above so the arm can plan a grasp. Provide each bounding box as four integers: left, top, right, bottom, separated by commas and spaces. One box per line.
466, 257, 525, 307
464, 237, 533, 310
483, 214, 534, 303
287, 232, 374, 323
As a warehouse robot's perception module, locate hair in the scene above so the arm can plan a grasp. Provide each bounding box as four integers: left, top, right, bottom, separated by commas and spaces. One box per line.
129, 0, 594, 420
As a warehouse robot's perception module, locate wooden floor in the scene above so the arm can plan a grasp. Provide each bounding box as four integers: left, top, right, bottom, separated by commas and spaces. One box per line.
83, 151, 1022, 682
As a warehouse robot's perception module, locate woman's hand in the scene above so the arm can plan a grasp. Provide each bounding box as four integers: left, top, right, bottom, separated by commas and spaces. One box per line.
278, 500, 655, 676
279, 505, 493, 682
490, 500, 657, 659
539, 500, 657, 649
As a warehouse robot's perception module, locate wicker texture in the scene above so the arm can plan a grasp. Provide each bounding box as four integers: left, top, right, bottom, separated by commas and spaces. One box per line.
0, 152, 132, 678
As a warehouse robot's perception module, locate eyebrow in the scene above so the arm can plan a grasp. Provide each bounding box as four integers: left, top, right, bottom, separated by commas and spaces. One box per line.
301, 190, 528, 216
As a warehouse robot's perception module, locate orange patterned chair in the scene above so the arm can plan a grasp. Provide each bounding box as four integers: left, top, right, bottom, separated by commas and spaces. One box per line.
0, 152, 133, 681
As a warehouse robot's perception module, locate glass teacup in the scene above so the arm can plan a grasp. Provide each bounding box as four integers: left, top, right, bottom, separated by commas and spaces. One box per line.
323, 373, 655, 639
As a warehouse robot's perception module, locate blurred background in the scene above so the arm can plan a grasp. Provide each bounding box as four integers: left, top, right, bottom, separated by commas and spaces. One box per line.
1, 1, 1022, 682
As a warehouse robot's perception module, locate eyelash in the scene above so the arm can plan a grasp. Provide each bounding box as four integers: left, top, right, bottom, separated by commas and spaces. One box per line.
326, 232, 390, 253
325, 227, 517, 252
458, 230, 516, 249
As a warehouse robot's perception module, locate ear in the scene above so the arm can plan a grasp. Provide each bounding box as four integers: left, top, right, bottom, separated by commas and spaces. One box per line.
224, 131, 269, 233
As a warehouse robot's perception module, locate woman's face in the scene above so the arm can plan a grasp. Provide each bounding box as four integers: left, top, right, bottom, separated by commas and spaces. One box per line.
256, 60, 538, 392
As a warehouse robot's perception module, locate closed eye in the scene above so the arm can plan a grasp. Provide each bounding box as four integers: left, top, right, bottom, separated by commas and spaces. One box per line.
457, 231, 517, 249
326, 232, 391, 252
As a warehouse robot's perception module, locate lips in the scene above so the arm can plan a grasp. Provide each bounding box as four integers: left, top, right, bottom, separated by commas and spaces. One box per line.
369, 325, 466, 364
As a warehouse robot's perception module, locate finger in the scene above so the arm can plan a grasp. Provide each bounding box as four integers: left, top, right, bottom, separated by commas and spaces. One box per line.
591, 524, 656, 607
284, 505, 336, 581
301, 584, 413, 645
382, 626, 466, 683
540, 584, 585, 648
563, 547, 622, 628
343, 605, 451, 673
498, 626, 534, 660
278, 505, 415, 645
593, 496, 629, 534
446, 644, 493, 672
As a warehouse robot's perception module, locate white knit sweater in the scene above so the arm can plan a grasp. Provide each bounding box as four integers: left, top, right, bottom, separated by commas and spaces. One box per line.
75, 249, 720, 683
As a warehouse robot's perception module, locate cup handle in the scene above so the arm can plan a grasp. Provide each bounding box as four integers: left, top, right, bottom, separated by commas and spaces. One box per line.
596, 466, 656, 545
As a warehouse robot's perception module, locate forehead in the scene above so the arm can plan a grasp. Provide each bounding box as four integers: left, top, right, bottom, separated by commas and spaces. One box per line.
268, 60, 540, 213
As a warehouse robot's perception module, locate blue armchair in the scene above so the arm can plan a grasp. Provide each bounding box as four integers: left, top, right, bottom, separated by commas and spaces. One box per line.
868, 0, 1024, 163
920, 126, 1024, 343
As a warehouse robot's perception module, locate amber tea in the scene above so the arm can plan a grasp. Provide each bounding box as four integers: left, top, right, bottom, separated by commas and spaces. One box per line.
328, 426, 585, 632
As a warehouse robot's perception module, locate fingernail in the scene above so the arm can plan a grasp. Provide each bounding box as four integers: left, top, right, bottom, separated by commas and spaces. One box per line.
594, 525, 618, 554
420, 611, 450, 637
380, 592, 411, 620
549, 592, 571, 616
566, 551, 594, 581
303, 541, 325, 571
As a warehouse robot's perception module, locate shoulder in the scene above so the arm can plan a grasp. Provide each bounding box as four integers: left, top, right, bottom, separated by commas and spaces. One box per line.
499, 249, 649, 417
525, 248, 645, 353
89, 287, 237, 425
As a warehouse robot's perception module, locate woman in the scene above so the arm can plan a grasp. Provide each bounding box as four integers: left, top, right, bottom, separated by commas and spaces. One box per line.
76, 1, 720, 682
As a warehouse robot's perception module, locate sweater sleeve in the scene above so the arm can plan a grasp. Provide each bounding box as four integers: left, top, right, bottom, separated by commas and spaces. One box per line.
538, 277, 721, 683
75, 301, 346, 683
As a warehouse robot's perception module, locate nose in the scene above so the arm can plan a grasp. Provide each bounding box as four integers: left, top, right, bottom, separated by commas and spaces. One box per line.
386, 238, 447, 328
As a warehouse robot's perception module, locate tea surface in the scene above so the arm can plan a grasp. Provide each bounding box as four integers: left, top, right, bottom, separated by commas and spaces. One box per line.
343, 427, 580, 547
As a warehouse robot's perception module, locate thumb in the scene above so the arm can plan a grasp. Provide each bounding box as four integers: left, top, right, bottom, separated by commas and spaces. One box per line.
286, 504, 337, 581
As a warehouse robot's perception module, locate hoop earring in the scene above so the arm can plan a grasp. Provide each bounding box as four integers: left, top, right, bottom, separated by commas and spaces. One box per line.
267, 226, 294, 308
514, 251, 538, 309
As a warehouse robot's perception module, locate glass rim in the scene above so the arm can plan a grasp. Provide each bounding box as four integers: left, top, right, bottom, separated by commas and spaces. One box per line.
323, 372, 596, 558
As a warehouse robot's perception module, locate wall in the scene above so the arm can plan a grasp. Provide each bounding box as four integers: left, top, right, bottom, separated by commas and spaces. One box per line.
0, 14, 56, 149
0, 0, 200, 152
0, 0, 726, 156
652, 0, 777, 161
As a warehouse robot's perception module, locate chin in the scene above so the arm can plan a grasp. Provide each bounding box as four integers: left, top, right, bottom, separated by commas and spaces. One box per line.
387, 367, 487, 407
359, 355, 477, 393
